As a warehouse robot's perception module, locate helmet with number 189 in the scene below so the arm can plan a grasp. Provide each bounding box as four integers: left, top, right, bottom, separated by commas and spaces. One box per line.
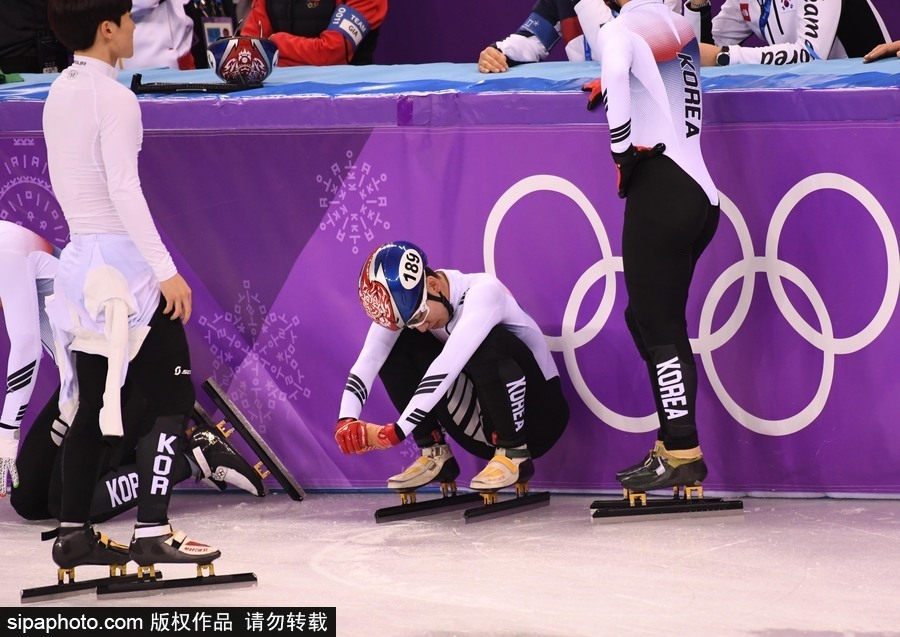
358, 241, 429, 330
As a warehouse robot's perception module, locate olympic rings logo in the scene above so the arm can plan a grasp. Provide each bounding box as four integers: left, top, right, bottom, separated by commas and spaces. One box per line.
484, 173, 899, 437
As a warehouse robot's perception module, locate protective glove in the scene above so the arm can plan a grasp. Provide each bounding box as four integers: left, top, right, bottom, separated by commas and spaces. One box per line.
581, 78, 603, 111
0, 428, 20, 497
334, 418, 402, 454
611, 143, 666, 198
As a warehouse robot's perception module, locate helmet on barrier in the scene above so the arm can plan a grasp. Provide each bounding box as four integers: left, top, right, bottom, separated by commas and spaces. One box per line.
207, 36, 279, 85
358, 241, 430, 330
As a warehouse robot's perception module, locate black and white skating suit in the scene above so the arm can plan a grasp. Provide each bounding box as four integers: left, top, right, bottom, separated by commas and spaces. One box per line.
593, 0, 719, 450
685, 0, 890, 64
44, 55, 195, 525
592, 0, 717, 206
340, 270, 568, 455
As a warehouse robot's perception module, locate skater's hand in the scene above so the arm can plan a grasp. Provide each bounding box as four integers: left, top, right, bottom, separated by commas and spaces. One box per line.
335, 418, 402, 454
0, 431, 19, 497
159, 273, 192, 324
611, 143, 666, 198
478, 45, 508, 73
582, 78, 603, 111
335, 418, 370, 454
864, 40, 900, 63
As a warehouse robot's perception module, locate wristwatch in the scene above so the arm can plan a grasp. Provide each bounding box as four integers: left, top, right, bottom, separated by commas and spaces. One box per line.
715, 45, 731, 67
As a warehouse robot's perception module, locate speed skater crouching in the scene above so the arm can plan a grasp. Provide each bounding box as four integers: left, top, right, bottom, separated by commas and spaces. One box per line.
335, 241, 568, 519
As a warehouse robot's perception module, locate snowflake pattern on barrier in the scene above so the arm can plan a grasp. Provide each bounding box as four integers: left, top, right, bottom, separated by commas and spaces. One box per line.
198, 280, 309, 433
317, 149, 390, 254
0, 139, 69, 245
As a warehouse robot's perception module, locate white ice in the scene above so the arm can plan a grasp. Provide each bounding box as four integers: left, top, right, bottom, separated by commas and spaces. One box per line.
2, 491, 899, 636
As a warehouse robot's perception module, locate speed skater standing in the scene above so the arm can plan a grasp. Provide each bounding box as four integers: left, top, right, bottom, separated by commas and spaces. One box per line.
587, 0, 720, 492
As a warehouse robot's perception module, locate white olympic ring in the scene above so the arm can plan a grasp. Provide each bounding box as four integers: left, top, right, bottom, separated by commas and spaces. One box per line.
484, 173, 899, 437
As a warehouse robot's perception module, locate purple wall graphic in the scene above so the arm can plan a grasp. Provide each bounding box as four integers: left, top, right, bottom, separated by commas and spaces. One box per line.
1, 90, 898, 494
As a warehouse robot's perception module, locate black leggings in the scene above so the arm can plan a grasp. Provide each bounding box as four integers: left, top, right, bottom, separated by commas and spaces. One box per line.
379, 328, 569, 460
58, 299, 195, 525
622, 155, 719, 450
11, 385, 191, 522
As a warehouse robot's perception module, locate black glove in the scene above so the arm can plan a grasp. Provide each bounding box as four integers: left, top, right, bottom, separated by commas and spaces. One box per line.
581, 78, 603, 111
611, 143, 666, 199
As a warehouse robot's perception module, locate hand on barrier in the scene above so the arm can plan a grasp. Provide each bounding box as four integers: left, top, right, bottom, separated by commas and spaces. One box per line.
581, 78, 603, 111
0, 431, 19, 497
612, 143, 666, 198
335, 418, 402, 454
478, 45, 509, 74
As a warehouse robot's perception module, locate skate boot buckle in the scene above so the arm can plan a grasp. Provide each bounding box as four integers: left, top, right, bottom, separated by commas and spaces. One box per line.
57, 568, 75, 585
440, 481, 457, 498
197, 563, 215, 578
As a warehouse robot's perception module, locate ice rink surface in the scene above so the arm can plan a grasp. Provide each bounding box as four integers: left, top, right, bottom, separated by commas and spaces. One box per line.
2, 491, 899, 637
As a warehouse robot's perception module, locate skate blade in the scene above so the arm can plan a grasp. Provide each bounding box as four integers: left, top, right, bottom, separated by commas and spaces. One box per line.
21, 571, 164, 604
590, 498, 744, 524
202, 378, 305, 501
375, 492, 483, 523
463, 491, 550, 523
97, 572, 257, 598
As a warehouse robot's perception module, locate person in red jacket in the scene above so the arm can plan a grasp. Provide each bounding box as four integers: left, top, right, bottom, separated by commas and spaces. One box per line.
240, 0, 386, 66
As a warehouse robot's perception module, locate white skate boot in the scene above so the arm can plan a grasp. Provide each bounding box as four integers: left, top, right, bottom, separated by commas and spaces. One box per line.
129, 523, 221, 579
387, 444, 460, 504
469, 446, 534, 503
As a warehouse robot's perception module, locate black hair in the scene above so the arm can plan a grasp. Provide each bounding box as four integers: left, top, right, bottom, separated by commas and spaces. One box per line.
47, 0, 132, 52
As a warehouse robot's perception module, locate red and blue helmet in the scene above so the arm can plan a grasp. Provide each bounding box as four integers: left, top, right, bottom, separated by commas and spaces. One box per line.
207, 36, 278, 85
359, 241, 429, 330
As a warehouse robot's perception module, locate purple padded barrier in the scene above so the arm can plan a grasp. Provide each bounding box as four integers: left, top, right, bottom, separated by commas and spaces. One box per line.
1, 63, 897, 494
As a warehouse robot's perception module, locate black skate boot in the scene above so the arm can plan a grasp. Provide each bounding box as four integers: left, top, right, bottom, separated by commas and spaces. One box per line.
619, 448, 708, 493
52, 526, 130, 583
615, 441, 664, 481
187, 424, 267, 497
130, 524, 221, 578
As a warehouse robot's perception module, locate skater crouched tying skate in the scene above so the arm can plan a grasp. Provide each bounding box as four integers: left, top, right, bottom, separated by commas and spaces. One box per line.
41, 0, 220, 580
335, 241, 569, 499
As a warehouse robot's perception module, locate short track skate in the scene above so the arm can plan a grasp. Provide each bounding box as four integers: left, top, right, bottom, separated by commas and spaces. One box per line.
590, 485, 743, 522
21, 528, 158, 603
21, 569, 165, 603
374, 482, 485, 523
463, 480, 551, 523
96, 568, 257, 597
99, 527, 257, 597
199, 378, 305, 501
375, 448, 482, 522
463, 453, 549, 523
